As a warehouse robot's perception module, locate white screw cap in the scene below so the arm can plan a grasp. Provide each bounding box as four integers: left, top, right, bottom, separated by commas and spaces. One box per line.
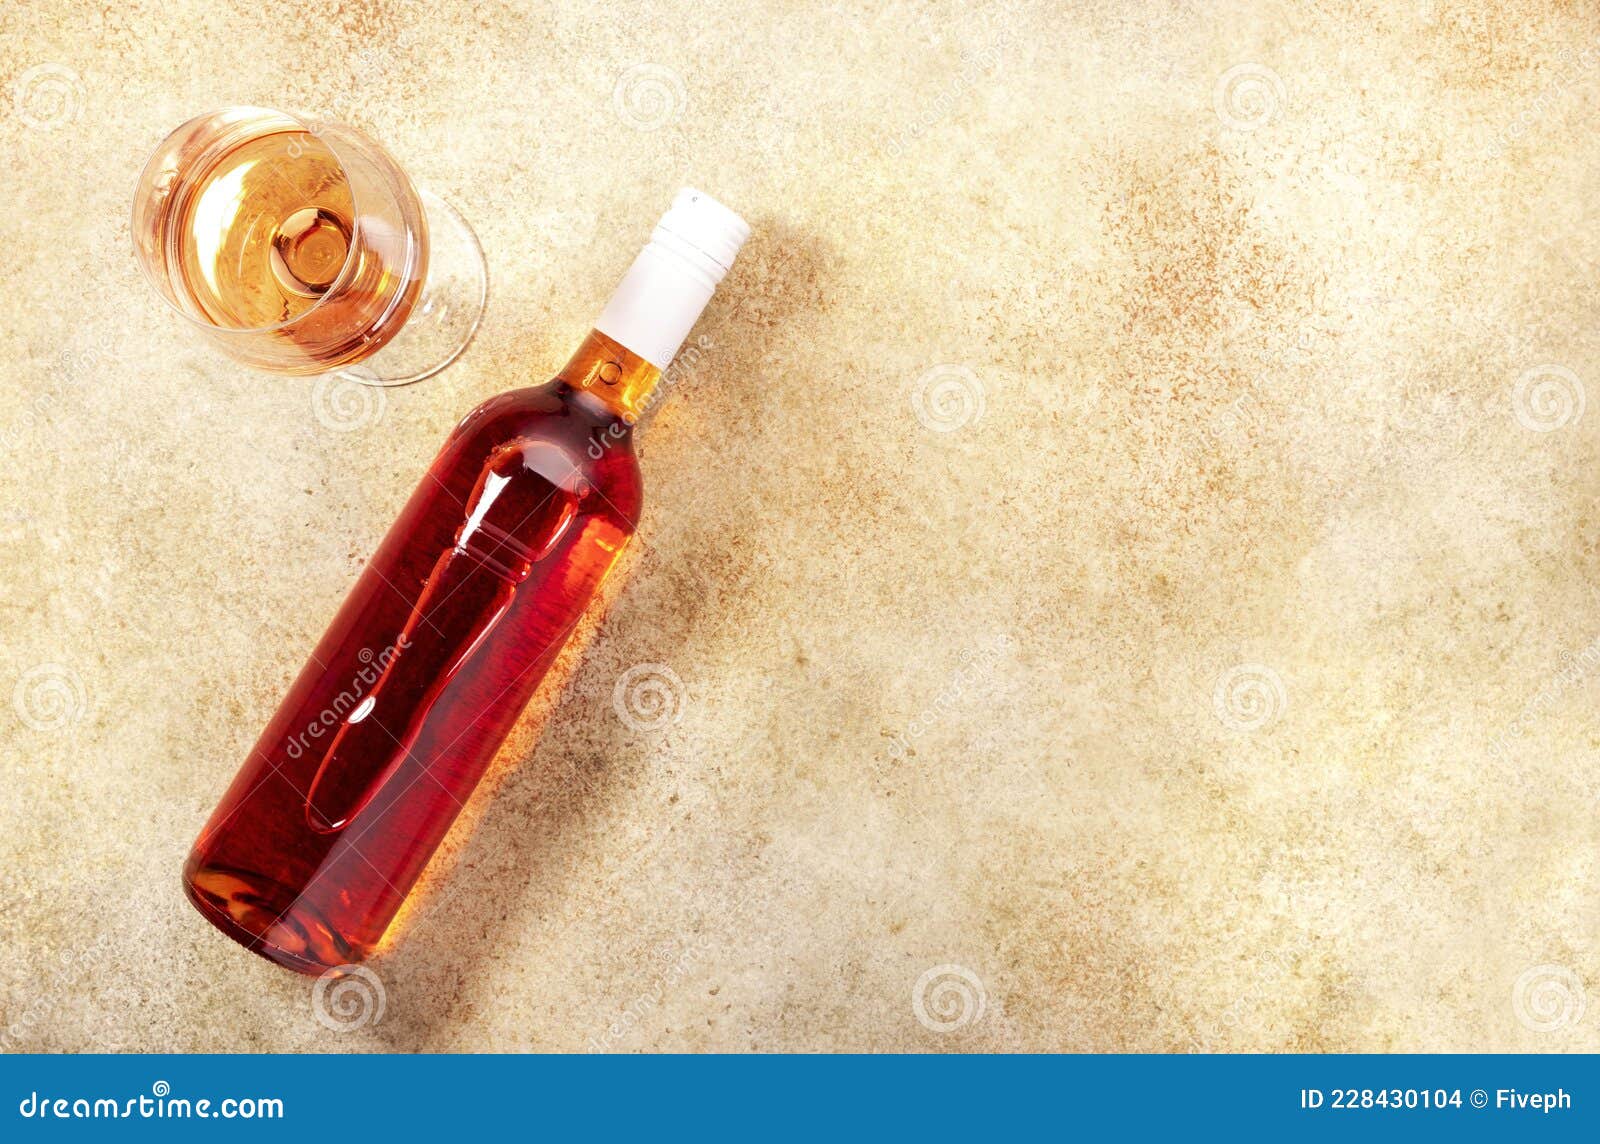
595, 188, 750, 368
656, 187, 750, 279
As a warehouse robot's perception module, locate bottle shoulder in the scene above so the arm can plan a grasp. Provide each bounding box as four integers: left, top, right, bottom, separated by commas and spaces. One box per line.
441, 382, 643, 524
451, 381, 630, 435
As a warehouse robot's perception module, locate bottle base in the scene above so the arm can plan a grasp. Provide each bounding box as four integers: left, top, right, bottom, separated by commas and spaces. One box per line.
182, 863, 364, 976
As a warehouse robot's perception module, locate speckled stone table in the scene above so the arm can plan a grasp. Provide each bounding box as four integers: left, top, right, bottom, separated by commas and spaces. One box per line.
2, 0, 1597, 1051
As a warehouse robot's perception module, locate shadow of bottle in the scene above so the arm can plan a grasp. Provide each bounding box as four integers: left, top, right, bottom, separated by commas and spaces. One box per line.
360, 215, 831, 1050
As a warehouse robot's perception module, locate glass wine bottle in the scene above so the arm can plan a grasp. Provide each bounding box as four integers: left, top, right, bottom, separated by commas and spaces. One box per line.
183, 189, 749, 973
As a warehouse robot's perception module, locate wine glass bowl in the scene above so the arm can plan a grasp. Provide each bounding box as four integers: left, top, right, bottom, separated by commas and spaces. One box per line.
133, 107, 484, 383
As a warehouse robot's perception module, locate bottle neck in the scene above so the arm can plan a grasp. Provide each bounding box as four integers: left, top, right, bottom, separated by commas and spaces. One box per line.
556, 329, 661, 421
577, 190, 747, 419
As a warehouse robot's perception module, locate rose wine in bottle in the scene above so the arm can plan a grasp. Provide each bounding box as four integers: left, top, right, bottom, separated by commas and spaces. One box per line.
184, 189, 749, 973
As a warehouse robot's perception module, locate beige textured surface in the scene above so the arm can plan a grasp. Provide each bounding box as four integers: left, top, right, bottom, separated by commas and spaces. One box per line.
3, 0, 1599, 1052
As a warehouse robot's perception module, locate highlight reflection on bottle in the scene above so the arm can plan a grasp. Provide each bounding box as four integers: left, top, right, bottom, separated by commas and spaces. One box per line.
184, 189, 749, 973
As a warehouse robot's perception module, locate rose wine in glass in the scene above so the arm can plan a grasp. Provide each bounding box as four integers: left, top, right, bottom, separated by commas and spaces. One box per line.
133, 107, 485, 384
181, 189, 748, 973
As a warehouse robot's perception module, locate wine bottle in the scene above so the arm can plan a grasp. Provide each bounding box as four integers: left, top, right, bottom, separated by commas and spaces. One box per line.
183, 189, 749, 973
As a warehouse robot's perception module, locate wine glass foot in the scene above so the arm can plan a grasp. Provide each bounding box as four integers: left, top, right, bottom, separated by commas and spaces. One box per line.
338, 187, 487, 387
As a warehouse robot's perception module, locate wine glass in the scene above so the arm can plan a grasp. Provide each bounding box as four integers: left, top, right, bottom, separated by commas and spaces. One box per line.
132, 106, 486, 385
